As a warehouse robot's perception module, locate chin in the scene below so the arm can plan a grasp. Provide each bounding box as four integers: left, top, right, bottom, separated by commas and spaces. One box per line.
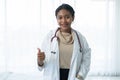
61, 27, 68, 30
60, 26, 71, 32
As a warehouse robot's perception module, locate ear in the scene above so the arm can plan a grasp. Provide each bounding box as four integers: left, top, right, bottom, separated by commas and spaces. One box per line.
72, 16, 75, 21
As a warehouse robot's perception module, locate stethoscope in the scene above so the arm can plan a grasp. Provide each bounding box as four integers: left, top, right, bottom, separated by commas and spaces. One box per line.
51, 28, 83, 53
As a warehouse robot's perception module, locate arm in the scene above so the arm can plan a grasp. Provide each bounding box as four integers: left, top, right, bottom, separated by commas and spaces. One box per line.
78, 35, 91, 79
37, 30, 53, 71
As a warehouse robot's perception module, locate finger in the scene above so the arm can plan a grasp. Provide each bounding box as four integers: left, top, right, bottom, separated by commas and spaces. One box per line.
39, 56, 45, 60
41, 52, 44, 54
38, 53, 44, 56
37, 48, 41, 53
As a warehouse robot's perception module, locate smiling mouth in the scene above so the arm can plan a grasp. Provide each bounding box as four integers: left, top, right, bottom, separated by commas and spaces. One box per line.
61, 24, 68, 27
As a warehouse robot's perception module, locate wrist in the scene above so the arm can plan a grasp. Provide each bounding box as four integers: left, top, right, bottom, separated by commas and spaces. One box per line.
38, 60, 44, 66
38, 61, 44, 66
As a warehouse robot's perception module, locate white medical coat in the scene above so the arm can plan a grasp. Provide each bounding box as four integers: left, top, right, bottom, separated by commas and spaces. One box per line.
38, 28, 91, 80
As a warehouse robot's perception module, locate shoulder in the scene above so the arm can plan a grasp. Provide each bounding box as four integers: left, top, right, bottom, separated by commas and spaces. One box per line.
72, 29, 90, 51
72, 29, 88, 44
44, 28, 58, 39
72, 29, 84, 38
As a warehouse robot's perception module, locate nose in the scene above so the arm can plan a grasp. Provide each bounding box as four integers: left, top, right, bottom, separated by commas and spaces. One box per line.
62, 18, 67, 23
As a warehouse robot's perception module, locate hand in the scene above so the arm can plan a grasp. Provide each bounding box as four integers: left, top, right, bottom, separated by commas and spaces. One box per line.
76, 75, 83, 80
37, 48, 45, 66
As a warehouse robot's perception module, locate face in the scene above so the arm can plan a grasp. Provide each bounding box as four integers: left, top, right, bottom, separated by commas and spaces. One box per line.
56, 9, 74, 32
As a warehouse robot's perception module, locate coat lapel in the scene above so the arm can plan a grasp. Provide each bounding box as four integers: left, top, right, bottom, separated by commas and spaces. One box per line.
70, 30, 80, 68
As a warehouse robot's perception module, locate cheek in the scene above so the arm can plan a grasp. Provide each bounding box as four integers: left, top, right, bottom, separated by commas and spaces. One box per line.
57, 20, 61, 24
67, 20, 72, 24
67, 18, 73, 23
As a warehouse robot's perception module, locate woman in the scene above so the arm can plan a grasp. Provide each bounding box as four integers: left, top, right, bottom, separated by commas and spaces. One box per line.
37, 3, 91, 80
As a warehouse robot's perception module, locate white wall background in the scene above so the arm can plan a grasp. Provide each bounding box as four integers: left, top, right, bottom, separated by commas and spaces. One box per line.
0, 0, 120, 76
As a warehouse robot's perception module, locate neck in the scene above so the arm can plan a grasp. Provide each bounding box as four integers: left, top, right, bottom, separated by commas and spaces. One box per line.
60, 28, 71, 34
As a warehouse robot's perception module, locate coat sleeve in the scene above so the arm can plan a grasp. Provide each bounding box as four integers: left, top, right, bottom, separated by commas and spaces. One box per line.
78, 34, 91, 79
38, 30, 53, 71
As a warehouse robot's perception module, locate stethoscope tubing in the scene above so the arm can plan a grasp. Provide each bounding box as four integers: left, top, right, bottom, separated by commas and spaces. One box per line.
51, 28, 82, 52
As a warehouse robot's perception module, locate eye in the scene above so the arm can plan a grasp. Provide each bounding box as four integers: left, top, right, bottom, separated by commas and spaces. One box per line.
57, 16, 62, 20
66, 16, 70, 19
65, 15, 71, 19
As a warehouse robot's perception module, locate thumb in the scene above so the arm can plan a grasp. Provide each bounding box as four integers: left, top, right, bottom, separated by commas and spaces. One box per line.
37, 48, 41, 53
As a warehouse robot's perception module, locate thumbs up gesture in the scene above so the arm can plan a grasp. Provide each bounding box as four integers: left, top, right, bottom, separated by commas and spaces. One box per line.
37, 48, 45, 66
